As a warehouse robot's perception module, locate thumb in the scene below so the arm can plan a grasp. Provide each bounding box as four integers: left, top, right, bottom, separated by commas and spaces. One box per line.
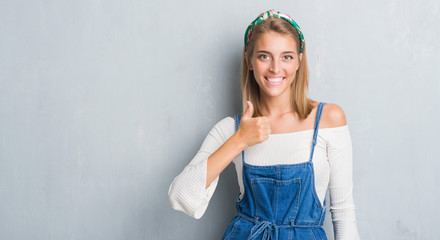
242, 101, 254, 120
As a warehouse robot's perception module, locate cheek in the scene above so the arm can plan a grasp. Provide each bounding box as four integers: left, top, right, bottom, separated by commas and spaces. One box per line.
253, 63, 269, 81
288, 62, 300, 72
253, 61, 267, 71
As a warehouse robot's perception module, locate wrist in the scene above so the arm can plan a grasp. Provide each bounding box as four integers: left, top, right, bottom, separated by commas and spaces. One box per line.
231, 130, 248, 151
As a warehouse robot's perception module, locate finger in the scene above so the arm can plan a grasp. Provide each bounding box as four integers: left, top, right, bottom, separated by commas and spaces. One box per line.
258, 119, 271, 127
258, 116, 271, 124
242, 101, 254, 120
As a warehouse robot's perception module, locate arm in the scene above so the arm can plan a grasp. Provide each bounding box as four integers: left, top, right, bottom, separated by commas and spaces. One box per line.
167, 117, 235, 219
206, 133, 246, 188
327, 127, 360, 240
324, 104, 360, 239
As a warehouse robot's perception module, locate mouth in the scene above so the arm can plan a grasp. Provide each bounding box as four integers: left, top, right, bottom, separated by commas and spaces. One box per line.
265, 77, 285, 86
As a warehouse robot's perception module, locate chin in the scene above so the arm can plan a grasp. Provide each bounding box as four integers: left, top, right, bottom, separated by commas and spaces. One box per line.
261, 89, 288, 98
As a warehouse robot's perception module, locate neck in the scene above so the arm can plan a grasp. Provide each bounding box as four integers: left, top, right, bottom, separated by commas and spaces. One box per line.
259, 89, 294, 117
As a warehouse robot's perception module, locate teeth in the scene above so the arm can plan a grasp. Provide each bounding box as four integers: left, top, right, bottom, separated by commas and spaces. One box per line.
267, 78, 283, 82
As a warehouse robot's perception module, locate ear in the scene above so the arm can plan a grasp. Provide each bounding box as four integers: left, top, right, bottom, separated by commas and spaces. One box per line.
298, 52, 303, 68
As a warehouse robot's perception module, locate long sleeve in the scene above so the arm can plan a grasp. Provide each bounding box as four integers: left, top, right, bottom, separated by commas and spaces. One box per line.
326, 126, 361, 239
168, 117, 233, 219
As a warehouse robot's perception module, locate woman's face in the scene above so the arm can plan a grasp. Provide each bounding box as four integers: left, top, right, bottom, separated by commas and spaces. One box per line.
248, 31, 302, 100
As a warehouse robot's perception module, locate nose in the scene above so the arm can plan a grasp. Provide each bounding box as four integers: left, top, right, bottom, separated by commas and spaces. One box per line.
269, 58, 280, 73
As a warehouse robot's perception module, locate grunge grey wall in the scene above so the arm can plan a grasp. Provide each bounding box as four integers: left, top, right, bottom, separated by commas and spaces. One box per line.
1, 0, 439, 239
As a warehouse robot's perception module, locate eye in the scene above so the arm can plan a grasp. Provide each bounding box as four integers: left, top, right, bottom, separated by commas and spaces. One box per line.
257, 54, 270, 61
284, 55, 294, 60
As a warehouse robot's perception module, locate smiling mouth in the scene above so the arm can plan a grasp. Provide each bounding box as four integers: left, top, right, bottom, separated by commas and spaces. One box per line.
265, 77, 284, 86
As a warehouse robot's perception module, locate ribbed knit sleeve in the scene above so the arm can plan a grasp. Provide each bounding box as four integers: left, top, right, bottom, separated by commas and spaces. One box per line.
168, 117, 234, 219
325, 126, 360, 240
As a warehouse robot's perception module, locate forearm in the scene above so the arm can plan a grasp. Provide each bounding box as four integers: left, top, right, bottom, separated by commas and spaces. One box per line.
206, 132, 246, 189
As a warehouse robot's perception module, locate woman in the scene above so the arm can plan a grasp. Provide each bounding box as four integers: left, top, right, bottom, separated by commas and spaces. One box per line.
168, 10, 360, 239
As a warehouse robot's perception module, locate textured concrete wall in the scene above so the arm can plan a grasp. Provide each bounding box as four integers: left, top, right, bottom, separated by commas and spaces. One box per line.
1, 0, 439, 239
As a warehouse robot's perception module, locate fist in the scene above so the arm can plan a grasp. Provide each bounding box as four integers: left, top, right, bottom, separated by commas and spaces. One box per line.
238, 101, 271, 147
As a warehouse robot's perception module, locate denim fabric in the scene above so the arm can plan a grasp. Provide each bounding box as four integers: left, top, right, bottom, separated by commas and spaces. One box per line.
222, 102, 328, 240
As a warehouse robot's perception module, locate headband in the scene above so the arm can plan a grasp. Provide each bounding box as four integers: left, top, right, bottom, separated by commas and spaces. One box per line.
244, 10, 305, 53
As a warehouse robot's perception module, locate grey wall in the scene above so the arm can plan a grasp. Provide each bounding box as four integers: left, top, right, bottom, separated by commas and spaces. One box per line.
1, 0, 439, 239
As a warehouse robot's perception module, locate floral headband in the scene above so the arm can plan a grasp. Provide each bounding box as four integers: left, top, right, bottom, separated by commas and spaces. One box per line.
244, 10, 305, 53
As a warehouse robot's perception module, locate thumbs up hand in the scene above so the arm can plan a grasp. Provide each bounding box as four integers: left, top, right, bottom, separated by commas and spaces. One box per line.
237, 101, 272, 148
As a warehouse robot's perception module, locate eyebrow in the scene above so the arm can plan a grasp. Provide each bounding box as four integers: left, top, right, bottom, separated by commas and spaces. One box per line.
256, 50, 297, 54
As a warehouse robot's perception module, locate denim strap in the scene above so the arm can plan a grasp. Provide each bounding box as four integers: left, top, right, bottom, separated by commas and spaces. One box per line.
234, 114, 245, 165
309, 102, 326, 162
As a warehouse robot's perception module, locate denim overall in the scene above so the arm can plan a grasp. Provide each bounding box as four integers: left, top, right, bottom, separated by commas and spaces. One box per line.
222, 102, 328, 240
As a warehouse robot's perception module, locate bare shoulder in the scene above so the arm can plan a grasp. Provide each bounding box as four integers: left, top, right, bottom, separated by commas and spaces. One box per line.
321, 103, 347, 128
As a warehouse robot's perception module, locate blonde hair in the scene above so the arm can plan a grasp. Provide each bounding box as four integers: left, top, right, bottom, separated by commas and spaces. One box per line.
240, 17, 315, 119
